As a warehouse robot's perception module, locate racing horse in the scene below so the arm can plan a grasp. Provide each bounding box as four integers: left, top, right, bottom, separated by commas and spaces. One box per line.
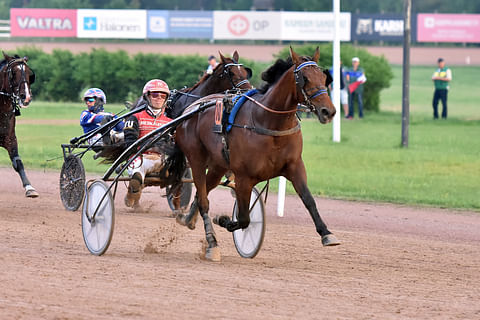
0, 52, 38, 197
166, 50, 252, 119
175, 47, 340, 261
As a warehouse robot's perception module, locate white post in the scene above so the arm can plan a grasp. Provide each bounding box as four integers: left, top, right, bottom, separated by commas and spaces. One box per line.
332, 0, 341, 142
277, 176, 286, 217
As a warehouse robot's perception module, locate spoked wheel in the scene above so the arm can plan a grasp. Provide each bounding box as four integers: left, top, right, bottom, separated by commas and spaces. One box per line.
82, 180, 115, 256
232, 187, 266, 259
167, 167, 193, 212
60, 154, 85, 211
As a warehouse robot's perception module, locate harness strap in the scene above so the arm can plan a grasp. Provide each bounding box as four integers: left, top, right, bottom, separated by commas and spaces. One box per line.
231, 122, 301, 137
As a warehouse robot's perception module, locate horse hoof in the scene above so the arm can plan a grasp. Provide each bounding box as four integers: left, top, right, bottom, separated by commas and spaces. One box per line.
26, 189, 39, 198
175, 213, 196, 230
204, 246, 221, 262
175, 213, 188, 226
322, 234, 340, 246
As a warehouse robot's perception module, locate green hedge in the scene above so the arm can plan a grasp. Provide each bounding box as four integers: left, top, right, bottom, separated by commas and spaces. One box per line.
277, 44, 393, 112
11, 45, 390, 109
12, 46, 268, 103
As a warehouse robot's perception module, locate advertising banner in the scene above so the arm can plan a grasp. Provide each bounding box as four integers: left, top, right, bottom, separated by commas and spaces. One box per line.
10, 8, 76, 37
77, 9, 146, 39
417, 14, 480, 43
351, 14, 410, 42
147, 10, 169, 38
169, 11, 213, 39
213, 11, 281, 40
281, 12, 351, 41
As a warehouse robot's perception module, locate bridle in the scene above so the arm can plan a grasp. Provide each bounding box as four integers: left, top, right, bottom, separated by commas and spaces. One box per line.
220, 62, 252, 89
0, 58, 35, 110
169, 61, 252, 102
294, 61, 328, 113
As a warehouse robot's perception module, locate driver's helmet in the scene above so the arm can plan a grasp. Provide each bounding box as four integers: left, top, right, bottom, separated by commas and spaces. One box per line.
142, 79, 170, 98
83, 88, 107, 104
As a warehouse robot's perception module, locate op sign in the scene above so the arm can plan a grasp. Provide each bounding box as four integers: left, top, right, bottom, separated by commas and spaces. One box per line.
10, 8, 77, 37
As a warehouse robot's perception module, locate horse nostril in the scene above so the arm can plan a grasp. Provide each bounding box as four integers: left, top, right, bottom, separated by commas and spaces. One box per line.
320, 107, 330, 117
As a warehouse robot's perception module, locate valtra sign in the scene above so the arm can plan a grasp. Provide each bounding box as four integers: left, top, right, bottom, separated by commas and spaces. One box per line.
10, 8, 77, 37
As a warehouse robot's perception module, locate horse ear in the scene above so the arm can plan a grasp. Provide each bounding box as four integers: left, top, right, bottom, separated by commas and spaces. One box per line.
219, 51, 227, 64
313, 47, 320, 63
289, 46, 301, 65
232, 50, 239, 63
2, 51, 10, 60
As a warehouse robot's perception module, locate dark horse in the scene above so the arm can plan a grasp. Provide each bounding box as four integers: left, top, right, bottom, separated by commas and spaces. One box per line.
166, 50, 252, 119
0, 52, 38, 197
175, 47, 340, 261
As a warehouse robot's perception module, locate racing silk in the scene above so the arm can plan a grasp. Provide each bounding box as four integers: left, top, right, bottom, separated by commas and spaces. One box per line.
124, 107, 172, 152
80, 110, 124, 134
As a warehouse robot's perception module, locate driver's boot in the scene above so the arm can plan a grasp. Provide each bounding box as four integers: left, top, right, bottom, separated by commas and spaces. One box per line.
124, 172, 142, 209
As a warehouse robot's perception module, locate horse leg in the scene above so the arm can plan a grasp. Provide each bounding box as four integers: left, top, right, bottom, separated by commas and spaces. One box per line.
286, 161, 340, 246
6, 139, 38, 198
176, 165, 226, 230
198, 196, 221, 262
214, 178, 252, 232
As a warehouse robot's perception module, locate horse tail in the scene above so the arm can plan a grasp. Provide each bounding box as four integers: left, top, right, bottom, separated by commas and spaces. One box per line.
164, 144, 187, 193
97, 144, 126, 164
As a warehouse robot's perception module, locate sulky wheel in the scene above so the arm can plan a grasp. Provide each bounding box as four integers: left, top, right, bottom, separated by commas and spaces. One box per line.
82, 180, 115, 256
167, 167, 193, 212
232, 186, 266, 259
60, 154, 86, 211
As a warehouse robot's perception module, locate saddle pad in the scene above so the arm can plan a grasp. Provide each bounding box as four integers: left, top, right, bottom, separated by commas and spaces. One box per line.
226, 89, 258, 132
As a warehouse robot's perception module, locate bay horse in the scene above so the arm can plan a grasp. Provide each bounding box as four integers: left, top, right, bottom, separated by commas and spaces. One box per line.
166, 50, 252, 119
175, 47, 339, 261
0, 52, 38, 197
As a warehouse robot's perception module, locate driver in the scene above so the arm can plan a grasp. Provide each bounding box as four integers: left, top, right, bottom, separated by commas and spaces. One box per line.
123, 79, 173, 209
80, 88, 124, 145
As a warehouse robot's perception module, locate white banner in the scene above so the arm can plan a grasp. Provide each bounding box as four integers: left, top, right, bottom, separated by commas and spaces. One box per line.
214, 11, 281, 40
77, 9, 146, 39
281, 12, 351, 41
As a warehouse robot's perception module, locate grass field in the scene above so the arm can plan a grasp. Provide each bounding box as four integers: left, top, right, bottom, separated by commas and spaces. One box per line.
1, 66, 479, 210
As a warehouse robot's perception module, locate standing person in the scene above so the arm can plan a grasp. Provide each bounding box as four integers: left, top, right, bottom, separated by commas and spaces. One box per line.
346, 57, 367, 119
206, 55, 218, 74
123, 79, 172, 209
432, 58, 452, 119
329, 60, 349, 117
80, 88, 124, 145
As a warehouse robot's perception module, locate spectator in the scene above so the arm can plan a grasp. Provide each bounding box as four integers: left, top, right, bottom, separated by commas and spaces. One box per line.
79, 88, 124, 145
123, 79, 172, 209
329, 60, 349, 117
206, 55, 218, 74
432, 58, 452, 119
346, 57, 367, 119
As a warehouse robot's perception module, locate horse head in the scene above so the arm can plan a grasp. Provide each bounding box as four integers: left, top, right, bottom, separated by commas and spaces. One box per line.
290, 47, 336, 124
2, 52, 35, 108
216, 51, 253, 90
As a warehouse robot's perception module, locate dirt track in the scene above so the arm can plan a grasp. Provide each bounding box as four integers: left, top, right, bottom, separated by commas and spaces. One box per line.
1, 167, 479, 319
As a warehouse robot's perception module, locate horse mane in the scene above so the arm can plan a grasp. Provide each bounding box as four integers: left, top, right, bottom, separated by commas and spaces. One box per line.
184, 71, 212, 93
258, 55, 315, 94
184, 58, 235, 93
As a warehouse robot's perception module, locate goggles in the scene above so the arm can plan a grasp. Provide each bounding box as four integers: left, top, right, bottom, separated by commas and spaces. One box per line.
149, 92, 167, 98
85, 97, 96, 102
